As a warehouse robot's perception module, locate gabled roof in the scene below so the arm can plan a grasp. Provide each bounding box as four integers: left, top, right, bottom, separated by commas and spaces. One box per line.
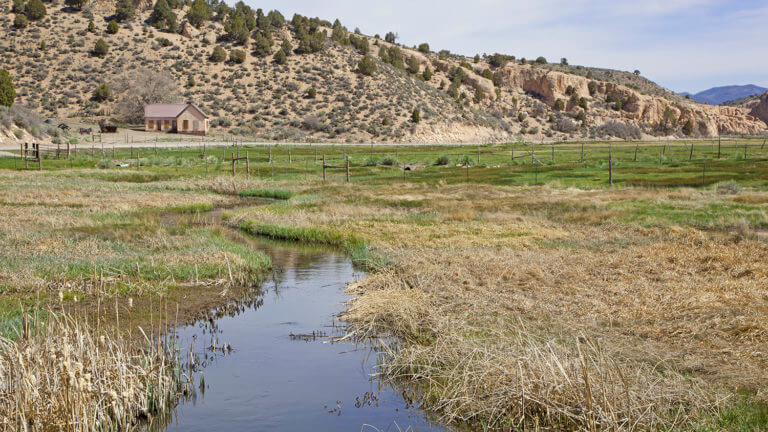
179, 103, 209, 119
144, 104, 187, 118
144, 103, 209, 118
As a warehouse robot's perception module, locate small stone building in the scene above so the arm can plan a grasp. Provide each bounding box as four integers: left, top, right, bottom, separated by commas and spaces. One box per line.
144, 103, 209, 135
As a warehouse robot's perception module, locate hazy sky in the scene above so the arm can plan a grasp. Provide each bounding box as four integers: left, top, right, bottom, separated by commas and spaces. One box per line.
243, 0, 768, 93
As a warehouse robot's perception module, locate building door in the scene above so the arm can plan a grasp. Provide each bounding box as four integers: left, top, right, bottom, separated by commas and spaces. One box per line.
183, 120, 189, 131
164, 120, 170, 130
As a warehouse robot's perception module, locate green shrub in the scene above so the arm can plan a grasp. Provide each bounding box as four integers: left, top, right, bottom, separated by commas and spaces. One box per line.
91, 82, 111, 101
273, 48, 286, 64
24, 0, 46, 20
384, 32, 397, 43
115, 0, 135, 22
185, 0, 211, 27
417, 43, 430, 53
87, 20, 95, 32
106, 20, 119, 34
13, 14, 28, 29
229, 48, 246, 63
535, 56, 547, 64
554, 99, 564, 111
407, 56, 420, 74
435, 155, 450, 166
422, 66, 432, 81
358, 55, 376, 76
92, 39, 108, 57
380, 156, 398, 166
210, 46, 226, 62
252, 30, 272, 57
306, 87, 316, 99
411, 108, 420, 123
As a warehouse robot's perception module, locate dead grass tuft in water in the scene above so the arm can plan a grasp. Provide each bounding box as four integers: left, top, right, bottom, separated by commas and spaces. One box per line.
0, 308, 178, 431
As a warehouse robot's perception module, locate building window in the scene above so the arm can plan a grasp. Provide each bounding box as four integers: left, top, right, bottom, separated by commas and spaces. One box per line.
183, 120, 189, 130
148, 120, 154, 129
164, 120, 170, 130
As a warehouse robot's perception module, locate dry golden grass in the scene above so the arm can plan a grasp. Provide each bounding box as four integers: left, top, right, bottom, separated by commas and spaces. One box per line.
229, 180, 768, 429
0, 308, 177, 431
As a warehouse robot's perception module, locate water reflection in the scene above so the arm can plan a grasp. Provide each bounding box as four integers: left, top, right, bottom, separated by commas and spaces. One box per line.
152, 223, 445, 432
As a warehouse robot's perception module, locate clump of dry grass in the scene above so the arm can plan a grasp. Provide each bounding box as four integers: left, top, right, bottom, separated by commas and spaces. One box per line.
344, 262, 724, 430
0, 308, 178, 431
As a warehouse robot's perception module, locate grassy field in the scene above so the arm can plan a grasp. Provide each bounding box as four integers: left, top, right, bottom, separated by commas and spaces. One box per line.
0, 139, 767, 430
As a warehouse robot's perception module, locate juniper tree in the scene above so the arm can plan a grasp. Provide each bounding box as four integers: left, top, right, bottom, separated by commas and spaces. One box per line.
24, 0, 46, 20
0, 69, 16, 108
186, 0, 211, 28
115, 0, 135, 22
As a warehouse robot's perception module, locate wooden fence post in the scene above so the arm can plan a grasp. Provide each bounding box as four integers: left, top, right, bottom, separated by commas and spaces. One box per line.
580, 142, 584, 163
608, 144, 613, 186
717, 136, 721, 159
246, 151, 250, 178
689, 142, 694, 161
634, 143, 639, 162
346, 156, 350, 182
551, 144, 555, 163
314, 146, 317, 163
744, 142, 748, 160
322, 154, 326, 181
231, 153, 236, 177
288, 148, 292, 164
136, 151, 140, 171
477, 147, 480, 165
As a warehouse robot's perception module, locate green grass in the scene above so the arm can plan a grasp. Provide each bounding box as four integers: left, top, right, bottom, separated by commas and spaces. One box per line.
2, 140, 767, 190
238, 188, 294, 200
693, 396, 768, 431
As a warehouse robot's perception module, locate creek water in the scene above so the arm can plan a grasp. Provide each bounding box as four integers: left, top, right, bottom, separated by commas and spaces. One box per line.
156, 222, 445, 432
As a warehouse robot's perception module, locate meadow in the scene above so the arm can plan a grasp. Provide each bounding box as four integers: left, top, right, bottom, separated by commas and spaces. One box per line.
0, 138, 767, 431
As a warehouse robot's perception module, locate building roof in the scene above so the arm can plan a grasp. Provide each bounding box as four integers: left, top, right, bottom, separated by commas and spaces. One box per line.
144, 103, 209, 119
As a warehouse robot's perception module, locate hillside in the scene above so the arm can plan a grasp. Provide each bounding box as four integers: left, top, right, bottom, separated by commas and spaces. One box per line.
1, 0, 767, 143
685, 84, 767, 105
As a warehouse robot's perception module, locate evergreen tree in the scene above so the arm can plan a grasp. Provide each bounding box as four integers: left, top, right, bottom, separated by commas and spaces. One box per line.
13, 14, 28, 29
150, 0, 177, 30
11, 0, 24, 14
252, 30, 272, 57
384, 32, 397, 43
280, 38, 292, 56
87, 20, 95, 32
411, 108, 420, 123
406, 55, 420, 74
92, 82, 111, 101
273, 48, 286, 64
24, 0, 46, 21
357, 55, 376, 76
0, 69, 16, 108
224, 13, 250, 45
418, 43, 430, 53
229, 48, 246, 63
106, 20, 119, 34
422, 66, 432, 81
65, 0, 86, 11
186, 0, 211, 28
115, 0, 135, 22
210, 46, 227, 62
93, 39, 108, 57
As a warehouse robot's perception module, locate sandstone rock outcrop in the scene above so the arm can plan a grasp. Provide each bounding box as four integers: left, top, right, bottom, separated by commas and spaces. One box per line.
749, 91, 768, 126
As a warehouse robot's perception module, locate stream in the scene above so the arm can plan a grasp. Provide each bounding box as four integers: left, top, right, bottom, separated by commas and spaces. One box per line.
154, 211, 446, 432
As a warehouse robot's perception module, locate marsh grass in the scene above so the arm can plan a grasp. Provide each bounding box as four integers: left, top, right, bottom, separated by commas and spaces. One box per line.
0, 307, 179, 431
238, 188, 294, 200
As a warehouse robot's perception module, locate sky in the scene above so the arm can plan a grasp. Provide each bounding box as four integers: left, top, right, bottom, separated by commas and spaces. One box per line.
243, 0, 768, 94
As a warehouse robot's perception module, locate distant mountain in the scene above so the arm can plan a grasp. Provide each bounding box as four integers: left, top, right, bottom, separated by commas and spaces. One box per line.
685, 85, 767, 105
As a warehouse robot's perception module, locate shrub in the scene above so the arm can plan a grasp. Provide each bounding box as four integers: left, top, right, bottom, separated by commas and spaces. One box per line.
363, 156, 378, 166
210, 46, 226, 62
301, 114, 323, 131
252, 31, 272, 57
418, 43, 430, 53
554, 99, 564, 111
224, 12, 250, 45
65, 0, 86, 10
535, 56, 547, 64
358, 55, 376, 76
588, 81, 598, 96
411, 108, 420, 123
406, 56, 420, 74
186, 0, 211, 28
481, 69, 493, 80
380, 156, 397, 166
575, 110, 587, 122
0, 69, 16, 108
597, 120, 642, 140
150, 0, 177, 31
13, 14, 28, 29
384, 32, 397, 43
92, 39, 109, 57
488, 53, 511, 68
12, 0, 24, 13
554, 118, 577, 133
560, 57, 568, 65
230, 48, 246, 63
306, 87, 316, 99
682, 119, 694, 136
115, 0, 135, 22
422, 66, 432, 81
91, 82, 111, 101
87, 20, 95, 32
106, 20, 119, 34
435, 155, 450, 165
24, 0, 46, 20
273, 48, 286, 64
